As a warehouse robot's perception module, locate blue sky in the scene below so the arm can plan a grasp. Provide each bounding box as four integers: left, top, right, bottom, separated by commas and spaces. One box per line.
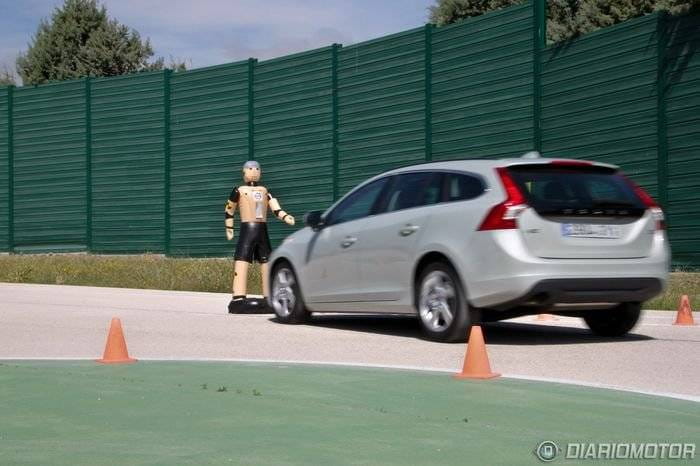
1, 0, 434, 79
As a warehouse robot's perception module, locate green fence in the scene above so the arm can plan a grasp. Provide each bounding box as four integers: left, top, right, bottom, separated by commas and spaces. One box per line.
0, 0, 698, 265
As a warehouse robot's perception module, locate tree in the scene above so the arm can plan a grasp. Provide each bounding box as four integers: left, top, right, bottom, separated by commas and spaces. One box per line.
16, 0, 185, 85
429, 0, 700, 43
429, 0, 523, 26
0, 66, 16, 86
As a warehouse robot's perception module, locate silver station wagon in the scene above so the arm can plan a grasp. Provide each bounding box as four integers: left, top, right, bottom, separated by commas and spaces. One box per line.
267, 154, 670, 342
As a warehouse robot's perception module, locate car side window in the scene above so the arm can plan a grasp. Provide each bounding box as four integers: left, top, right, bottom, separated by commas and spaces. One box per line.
326, 177, 389, 226
384, 172, 443, 213
444, 173, 484, 202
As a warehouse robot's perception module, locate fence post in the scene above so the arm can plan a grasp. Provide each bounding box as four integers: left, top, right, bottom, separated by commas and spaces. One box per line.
532, 0, 546, 153
425, 23, 434, 162
7, 85, 13, 252
656, 12, 669, 208
163, 69, 172, 255
331, 43, 341, 201
85, 77, 92, 251
247, 58, 256, 160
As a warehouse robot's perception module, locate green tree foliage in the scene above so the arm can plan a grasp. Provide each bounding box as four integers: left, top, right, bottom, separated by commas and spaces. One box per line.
17, 0, 185, 85
0, 66, 16, 86
429, 0, 700, 43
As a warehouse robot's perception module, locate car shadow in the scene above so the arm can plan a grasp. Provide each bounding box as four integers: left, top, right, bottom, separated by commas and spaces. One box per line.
279, 314, 654, 345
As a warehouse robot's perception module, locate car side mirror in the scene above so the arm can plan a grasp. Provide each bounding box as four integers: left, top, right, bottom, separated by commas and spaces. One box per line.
304, 210, 325, 230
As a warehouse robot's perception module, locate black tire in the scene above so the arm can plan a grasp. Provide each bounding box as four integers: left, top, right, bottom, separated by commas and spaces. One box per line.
583, 302, 641, 337
415, 262, 471, 342
270, 261, 310, 324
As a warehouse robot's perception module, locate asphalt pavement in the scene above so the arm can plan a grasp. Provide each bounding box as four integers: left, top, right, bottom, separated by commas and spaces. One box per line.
1, 283, 698, 400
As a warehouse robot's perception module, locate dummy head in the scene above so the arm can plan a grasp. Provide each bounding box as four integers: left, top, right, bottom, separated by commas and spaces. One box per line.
242, 161, 261, 183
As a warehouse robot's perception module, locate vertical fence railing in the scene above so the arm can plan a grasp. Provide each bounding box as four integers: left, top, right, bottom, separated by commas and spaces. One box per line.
85, 77, 92, 250
656, 12, 669, 208
331, 43, 341, 201
163, 69, 172, 255
424, 23, 433, 163
7, 85, 13, 252
247, 58, 256, 159
532, 0, 546, 153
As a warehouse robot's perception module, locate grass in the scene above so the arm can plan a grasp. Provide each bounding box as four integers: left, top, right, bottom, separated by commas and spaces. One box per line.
0, 253, 697, 310
1, 361, 698, 465
0, 253, 262, 295
646, 271, 700, 311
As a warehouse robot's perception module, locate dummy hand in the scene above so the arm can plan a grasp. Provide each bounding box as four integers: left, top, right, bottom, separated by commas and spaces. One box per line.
284, 215, 295, 226
226, 229, 234, 241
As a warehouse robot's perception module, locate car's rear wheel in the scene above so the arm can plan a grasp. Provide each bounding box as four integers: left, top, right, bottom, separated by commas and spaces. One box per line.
583, 302, 641, 337
416, 262, 471, 342
270, 262, 310, 324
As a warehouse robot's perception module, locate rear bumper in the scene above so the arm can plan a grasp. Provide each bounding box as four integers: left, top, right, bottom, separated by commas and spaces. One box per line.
460, 229, 670, 309
487, 277, 663, 311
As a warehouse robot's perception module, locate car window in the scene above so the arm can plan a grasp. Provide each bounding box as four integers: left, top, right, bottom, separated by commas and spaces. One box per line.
508, 166, 646, 215
384, 172, 443, 213
444, 173, 484, 201
326, 177, 389, 225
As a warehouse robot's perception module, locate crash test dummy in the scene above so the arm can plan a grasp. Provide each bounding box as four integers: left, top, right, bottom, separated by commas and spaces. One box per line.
225, 161, 295, 313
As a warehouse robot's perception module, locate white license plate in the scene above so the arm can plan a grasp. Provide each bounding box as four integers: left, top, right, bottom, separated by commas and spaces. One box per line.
561, 223, 622, 239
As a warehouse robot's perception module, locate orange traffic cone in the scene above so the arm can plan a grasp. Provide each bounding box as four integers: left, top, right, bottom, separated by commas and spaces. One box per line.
96, 318, 137, 364
674, 295, 696, 326
453, 325, 500, 379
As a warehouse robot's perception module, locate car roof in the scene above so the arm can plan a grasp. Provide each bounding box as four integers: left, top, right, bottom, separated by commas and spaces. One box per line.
380, 157, 619, 177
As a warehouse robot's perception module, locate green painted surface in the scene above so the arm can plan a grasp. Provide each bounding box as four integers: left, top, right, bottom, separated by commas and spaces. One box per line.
253, 47, 334, 245
431, 4, 535, 161
337, 28, 426, 195
90, 72, 165, 253
664, 14, 700, 268
0, 87, 8, 250
169, 62, 251, 256
541, 16, 660, 195
11, 80, 87, 251
0, 361, 698, 465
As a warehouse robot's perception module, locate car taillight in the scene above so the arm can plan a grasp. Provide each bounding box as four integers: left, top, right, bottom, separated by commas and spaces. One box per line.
623, 176, 666, 230
478, 167, 528, 230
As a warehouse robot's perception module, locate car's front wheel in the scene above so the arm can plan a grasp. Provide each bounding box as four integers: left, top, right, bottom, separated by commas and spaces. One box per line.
270, 262, 310, 324
416, 262, 471, 342
583, 302, 641, 337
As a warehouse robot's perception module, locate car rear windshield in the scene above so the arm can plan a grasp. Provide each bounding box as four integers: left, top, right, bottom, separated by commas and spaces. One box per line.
506, 165, 647, 217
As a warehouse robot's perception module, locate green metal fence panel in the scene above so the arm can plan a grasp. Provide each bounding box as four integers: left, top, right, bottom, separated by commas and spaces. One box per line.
541, 15, 660, 193
253, 47, 334, 246
169, 62, 251, 256
0, 4, 698, 266
337, 28, 426, 194
91, 72, 165, 253
12, 80, 87, 252
431, 3, 535, 161
664, 13, 700, 267
0, 87, 8, 251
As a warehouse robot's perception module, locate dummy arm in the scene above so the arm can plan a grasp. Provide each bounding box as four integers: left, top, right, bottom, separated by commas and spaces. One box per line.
225, 188, 239, 240
268, 193, 295, 226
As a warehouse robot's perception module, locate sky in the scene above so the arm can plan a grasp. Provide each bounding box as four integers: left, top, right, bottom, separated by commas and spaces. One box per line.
0, 0, 434, 80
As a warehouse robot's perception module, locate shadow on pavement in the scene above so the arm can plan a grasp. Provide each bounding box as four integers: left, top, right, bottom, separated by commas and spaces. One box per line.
286, 314, 654, 345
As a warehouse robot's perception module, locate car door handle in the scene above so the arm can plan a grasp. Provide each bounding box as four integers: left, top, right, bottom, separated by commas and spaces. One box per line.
340, 236, 357, 248
399, 225, 420, 237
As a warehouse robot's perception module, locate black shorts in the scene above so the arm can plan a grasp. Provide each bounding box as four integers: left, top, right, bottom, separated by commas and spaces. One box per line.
235, 222, 272, 263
